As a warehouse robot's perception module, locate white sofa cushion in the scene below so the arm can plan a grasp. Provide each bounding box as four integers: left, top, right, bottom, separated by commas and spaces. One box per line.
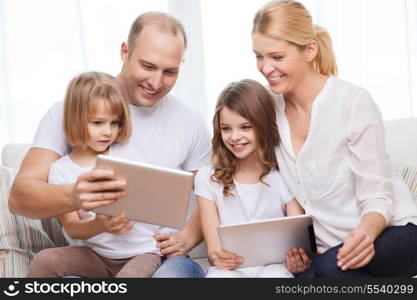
1, 143, 31, 170
384, 118, 417, 166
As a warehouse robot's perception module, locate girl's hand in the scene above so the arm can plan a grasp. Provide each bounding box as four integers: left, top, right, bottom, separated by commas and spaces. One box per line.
285, 247, 312, 274
337, 228, 375, 271
208, 248, 243, 270
95, 212, 134, 235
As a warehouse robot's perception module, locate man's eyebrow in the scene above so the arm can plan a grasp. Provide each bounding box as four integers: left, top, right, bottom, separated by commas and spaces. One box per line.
139, 59, 155, 66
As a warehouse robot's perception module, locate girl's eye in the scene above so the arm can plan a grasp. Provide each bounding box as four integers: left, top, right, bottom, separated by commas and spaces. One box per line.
242, 125, 252, 130
273, 56, 284, 60
112, 121, 121, 125
220, 127, 230, 131
92, 121, 102, 125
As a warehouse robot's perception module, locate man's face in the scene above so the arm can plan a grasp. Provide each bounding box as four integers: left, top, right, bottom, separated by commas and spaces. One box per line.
119, 25, 185, 107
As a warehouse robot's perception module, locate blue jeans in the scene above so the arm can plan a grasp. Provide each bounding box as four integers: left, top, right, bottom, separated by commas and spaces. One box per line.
152, 256, 205, 278
297, 223, 417, 278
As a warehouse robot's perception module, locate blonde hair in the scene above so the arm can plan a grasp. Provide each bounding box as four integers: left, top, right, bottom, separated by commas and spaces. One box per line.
63, 71, 131, 147
252, 0, 338, 76
211, 79, 279, 197
127, 11, 187, 57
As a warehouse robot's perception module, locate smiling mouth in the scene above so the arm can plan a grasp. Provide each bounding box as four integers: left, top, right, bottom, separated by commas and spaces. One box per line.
231, 142, 249, 151
140, 85, 161, 97
267, 74, 285, 82
144, 87, 158, 94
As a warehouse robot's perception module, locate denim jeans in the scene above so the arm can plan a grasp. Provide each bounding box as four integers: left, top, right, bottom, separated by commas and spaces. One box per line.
152, 256, 205, 278
297, 223, 417, 278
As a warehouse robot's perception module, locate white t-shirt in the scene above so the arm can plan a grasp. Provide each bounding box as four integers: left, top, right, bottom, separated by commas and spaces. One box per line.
48, 153, 162, 259
33, 93, 211, 171
194, 165, 294, 225
32, 93, 211, 235
274, 76, 417, 252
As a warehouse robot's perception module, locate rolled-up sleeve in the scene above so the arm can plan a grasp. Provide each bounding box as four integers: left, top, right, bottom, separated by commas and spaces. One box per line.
347, 90, 393, 224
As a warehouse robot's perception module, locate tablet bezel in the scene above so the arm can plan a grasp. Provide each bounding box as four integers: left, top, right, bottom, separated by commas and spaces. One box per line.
93, 154, 194, 229
217, 214, 316, 268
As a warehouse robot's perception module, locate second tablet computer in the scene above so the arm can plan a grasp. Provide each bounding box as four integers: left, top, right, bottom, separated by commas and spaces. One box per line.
93, 155, 194, 229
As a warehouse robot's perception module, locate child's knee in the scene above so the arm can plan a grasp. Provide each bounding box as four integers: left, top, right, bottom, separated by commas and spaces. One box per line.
32, 248, 60, 266
27, 248, 61, 277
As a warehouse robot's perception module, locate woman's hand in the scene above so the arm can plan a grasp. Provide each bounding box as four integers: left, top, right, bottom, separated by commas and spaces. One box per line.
337, 228, 375, 270
284, 247, 312, 274
208, 248, 243, 270
95, 212, 134, 235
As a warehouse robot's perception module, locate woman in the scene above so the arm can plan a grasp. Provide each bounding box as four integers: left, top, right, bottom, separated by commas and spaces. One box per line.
251, 0, 417, 277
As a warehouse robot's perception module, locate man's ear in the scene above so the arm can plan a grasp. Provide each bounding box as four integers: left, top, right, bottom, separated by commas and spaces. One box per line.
305, 40, 318, 63
121, 42, 129, 62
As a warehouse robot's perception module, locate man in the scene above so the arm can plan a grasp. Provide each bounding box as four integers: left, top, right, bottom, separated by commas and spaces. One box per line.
9, 12, 211, 278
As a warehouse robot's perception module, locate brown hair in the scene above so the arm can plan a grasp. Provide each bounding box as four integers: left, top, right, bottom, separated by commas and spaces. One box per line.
211, 79, 280, 197
63, 71, 131, 147
253, 0, 338, 76
127, 11, 187, 56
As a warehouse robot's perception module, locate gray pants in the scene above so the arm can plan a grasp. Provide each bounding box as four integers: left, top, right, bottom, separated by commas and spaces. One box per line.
26, 246, 161, 278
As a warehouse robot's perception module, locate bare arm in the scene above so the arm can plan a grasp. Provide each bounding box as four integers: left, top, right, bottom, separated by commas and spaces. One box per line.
154, 170, 207, 256
197, 196, 221, 254
9, 148, 127, 219
180, 205, 204, 251
286, 198, 305, 216
198, 195, 242, 269
59, 212, 133, 240
8, 148, 73, 218
154, 201, 204, 257
284, 198, 312, 273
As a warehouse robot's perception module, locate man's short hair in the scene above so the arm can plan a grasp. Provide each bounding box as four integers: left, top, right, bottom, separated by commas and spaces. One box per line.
127, 11, 187, 56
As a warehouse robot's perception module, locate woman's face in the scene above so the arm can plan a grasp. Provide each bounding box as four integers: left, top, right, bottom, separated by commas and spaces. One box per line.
252, 32, 309, 95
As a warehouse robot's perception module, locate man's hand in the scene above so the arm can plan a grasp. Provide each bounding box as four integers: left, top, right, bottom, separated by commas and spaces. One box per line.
208, 248, 242, 270
337, 228, 375, 271
154, 231, 190, 257
71, 169, 127, 211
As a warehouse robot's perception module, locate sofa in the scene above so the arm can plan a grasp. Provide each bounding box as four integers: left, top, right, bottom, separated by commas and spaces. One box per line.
1, 118, 417, 278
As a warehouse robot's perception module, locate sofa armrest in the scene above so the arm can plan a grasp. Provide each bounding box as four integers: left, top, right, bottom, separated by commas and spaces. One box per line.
0, 164, 68, 277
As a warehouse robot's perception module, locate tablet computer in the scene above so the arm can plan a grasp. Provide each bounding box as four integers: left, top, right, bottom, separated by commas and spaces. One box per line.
217, 214, 316, 268
93, 155, 194, 229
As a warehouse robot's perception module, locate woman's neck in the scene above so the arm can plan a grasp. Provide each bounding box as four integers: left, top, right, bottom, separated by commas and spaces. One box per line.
69, 146, 109, 168
284, 71, 329, 111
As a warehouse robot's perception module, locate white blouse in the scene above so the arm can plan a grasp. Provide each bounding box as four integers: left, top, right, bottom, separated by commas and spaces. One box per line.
274, 76, 417, 252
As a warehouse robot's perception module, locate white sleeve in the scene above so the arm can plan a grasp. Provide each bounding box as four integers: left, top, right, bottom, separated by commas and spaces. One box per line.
275, 171, 294, 209
194, 165, 216, 202
48, 160, 68, 185
32, 101, 70, 156
181, 112, 211, 172
282, 181, 294, 204
347, 89, 393, 224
